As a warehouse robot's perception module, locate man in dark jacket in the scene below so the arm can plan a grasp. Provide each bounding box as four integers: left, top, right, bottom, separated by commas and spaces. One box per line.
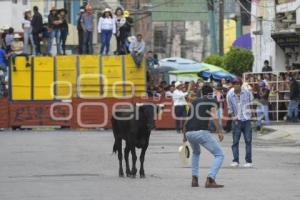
262, 60, 272, 72
287, 75, 300, 122
31, 6, 43, 55
77, 7, 85, 54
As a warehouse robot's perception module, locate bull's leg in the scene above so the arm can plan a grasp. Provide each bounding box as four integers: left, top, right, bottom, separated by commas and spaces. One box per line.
116, 139, 124, 177
139, 143, 149, 178
130, 146, 137, 178
124, 143, 131, 177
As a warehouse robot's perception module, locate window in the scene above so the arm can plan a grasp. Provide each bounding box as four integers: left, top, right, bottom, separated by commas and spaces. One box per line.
22, 0, 28, 5
154, 29, 167, 53
12, 0, 18, 4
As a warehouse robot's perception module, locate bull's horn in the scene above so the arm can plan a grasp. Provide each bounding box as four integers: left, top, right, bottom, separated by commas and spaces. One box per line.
157, 104, 165, 107
136, 103, 144, 107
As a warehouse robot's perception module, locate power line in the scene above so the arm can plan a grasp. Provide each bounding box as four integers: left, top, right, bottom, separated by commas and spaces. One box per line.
236, 0, 299, 22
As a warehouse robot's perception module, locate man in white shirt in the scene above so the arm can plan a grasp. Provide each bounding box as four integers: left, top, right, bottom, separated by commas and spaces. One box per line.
172, 81, 189, 133
129, 34, 145, 67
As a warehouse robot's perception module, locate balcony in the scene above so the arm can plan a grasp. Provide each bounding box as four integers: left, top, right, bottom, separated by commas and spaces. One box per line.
273, 12, 297, 33
276, 0, 300, 13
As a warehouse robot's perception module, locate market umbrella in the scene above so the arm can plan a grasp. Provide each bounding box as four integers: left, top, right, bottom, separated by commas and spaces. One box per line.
198, 63, 236, 81
159, 57, 206, 71
168, 68, 209, 83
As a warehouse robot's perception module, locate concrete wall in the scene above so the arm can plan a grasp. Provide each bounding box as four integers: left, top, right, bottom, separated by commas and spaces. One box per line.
251, 0, 278, 72
0, 0, 30, 32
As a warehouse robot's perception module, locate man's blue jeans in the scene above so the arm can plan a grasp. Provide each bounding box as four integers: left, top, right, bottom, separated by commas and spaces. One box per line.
48, 29, 61, 55
256, 104, 270, 127
131, 51, 144, 66
232, 120, 252, 163
83, 31, 93, 54
186, 130, 224, 179
100, 30, 113, 55
287, 100, 299, 120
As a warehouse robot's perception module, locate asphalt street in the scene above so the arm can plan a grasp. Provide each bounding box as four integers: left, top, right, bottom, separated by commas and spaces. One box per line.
0, 129, 299, 200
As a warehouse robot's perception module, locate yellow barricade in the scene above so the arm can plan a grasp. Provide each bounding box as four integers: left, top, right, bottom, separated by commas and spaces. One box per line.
78, 55, 100, 98
102, 56, 123, 97
56, 56, 77, 99
11, 57, 32, 100
33, 57, 54, 100
10, 55, 146, 100
124, 55, 146, 97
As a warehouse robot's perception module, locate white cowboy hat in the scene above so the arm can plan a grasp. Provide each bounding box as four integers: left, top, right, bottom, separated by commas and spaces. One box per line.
24, 8, 31, 13
1, 25, 9, 31
178, 142, 192, 167
128, 36, 136, 43
103, 8, 112, 13
13, 33, 22, 39
174, 81, 182, 88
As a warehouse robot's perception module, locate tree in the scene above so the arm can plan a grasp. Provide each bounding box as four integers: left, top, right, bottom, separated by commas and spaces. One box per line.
203, 54, 224, 67
223, 47, 254, 76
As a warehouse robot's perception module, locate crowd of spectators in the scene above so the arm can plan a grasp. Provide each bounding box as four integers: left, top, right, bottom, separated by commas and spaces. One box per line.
146, 68, 300, 132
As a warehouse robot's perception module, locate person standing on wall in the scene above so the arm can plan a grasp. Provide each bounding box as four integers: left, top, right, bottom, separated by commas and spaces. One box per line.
5, 28, 14, 53
58, 9, 69, 55
81, 4, 94, 54
22, 9, 36, 55
77, 7, 85, 54
114, 7, 127, 55
98, 8, 116, 55
48, 6, 62, 55
31, 6, 43, 55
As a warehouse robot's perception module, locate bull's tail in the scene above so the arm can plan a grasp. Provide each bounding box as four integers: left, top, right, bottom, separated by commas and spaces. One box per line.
113, 141, 119, 154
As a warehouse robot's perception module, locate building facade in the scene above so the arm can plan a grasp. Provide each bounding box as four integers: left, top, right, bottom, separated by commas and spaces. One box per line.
251, 0, 300, 72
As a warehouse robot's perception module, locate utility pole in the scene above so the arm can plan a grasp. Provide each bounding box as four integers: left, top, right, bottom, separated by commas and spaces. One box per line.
207, 0, 217, 55
219, 0, 224, 55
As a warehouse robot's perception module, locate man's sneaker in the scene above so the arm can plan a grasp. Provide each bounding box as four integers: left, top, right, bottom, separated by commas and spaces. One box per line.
230, 162, 239, 167
243, 163, 253, 168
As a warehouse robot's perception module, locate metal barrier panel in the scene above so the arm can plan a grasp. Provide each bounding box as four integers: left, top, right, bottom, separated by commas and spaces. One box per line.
124, 55, 146, 97
78, 55, 101, 98
11, 56, 32, 100
243, 70, 300, 122
101, 55, 123, 97
33, 57, 54, 100
56, 56, 77, 99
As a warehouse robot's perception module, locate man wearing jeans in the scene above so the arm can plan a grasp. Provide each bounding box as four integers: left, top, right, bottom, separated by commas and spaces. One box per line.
287, 75, 300, 122
81, 4, 94, 54
227, 78, 254, 168
183, 84, 224, 188
255, 80, 270, 131
129, 34, 145, 67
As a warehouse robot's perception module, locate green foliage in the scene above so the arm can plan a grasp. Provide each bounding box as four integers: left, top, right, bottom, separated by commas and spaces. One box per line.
203, 55, 224, 67
223, 48, 254, 76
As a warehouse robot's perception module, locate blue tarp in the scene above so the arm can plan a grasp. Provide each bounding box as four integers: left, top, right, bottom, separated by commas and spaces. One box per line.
198, 70, 236, 81
233, 33, 252, 50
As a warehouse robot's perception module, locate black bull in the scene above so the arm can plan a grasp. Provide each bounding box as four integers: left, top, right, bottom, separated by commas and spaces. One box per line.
112, 103, 164, 178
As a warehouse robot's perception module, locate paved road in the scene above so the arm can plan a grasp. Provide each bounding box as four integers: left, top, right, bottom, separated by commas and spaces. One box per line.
0, 129, 299, 200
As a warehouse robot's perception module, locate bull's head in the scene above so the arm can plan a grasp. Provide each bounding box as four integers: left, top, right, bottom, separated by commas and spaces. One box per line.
136, 103, 164, 130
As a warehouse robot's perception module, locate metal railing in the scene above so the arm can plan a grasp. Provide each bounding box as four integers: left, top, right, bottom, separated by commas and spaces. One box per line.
243, 70, 300, 122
